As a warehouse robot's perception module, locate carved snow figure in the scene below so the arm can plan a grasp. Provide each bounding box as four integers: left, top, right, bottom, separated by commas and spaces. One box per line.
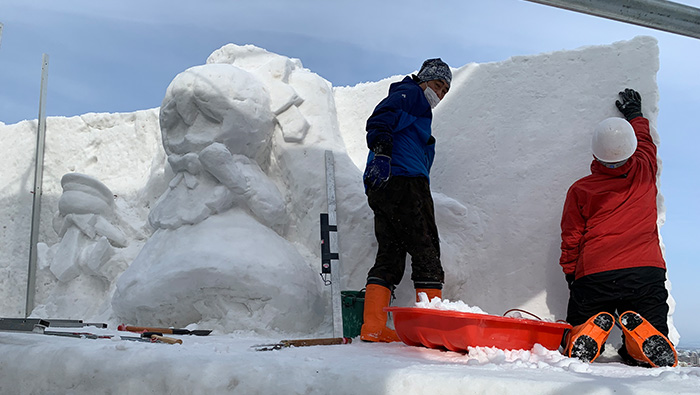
112, 64, 323, 333
205, 44, 383, 300
33, 172, 130, 319
48, 173, 128, 283
148, 63, 284, 230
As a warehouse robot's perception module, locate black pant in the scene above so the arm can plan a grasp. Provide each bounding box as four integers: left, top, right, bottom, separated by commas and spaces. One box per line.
567, 267, 669, 337
366, 176, 443, 290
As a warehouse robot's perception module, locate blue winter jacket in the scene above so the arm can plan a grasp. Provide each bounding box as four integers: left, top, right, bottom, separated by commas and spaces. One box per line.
365, 76, 435, 181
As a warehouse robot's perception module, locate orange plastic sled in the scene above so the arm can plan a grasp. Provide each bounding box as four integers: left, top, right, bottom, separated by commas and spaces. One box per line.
386, 307, 572, 352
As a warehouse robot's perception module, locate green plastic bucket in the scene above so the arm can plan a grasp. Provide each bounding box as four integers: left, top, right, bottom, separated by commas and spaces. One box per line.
341, 290, 365, 338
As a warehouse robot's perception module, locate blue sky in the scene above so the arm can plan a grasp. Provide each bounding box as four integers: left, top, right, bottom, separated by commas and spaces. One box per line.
1, 0, 699, 345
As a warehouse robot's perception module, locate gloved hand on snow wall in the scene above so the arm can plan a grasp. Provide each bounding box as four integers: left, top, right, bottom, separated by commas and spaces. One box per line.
616, 88, 643, 121
364, 154, 392, 190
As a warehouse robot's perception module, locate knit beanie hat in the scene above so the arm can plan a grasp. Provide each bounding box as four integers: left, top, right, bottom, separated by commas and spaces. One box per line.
416, 58, 452, 87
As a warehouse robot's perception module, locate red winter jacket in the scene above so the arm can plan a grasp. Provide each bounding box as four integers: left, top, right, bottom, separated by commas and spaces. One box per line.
559, 117, 666, 279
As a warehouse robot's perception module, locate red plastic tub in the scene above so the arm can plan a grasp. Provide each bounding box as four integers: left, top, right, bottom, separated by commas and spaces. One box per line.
386, 307, 572, 352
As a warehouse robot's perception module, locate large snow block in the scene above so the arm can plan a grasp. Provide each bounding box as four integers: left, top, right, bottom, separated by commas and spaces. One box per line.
334, 36, 675, 342
430, 36, 662, 319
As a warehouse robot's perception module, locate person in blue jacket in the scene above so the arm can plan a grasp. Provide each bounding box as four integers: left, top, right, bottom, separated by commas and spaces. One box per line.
360, 58, 451, 342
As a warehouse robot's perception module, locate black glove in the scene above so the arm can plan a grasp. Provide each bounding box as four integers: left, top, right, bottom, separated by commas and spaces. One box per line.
615, 88, 643, 121
363, 154, 391, 190
565, 273, 576, 289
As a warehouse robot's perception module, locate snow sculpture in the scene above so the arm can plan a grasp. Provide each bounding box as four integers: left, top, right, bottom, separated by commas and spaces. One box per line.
47, 173, 128, 283
148, 64, 285, 230
206, 44, 380, 296
29, 173, 130, 319
206, 45, 310, 143
112, 64, 324, 333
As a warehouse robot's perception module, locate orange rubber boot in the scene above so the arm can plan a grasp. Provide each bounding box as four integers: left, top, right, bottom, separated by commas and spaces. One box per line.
566, 312, 614, 363
360, 284, 401, 343
619, 311, 677, 367
416, 288, 442, 302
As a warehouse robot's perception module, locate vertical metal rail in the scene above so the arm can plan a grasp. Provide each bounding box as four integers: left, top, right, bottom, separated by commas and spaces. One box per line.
26, 54, 49, 317
523, 0, 700, 40
324, 150, 344, 337
0, 23, 4, 48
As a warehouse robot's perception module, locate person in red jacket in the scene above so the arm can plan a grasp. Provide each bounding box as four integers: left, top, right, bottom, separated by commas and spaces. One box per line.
559, 88, 677, 367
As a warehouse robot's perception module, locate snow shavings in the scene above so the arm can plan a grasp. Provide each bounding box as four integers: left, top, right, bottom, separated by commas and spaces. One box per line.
415, 293, 559, 323
463, 343, 587, 371
415, 292, 491, 315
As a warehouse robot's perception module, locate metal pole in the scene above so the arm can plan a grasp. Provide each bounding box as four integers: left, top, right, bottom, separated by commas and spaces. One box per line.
26, 53, 49, 317
523, 0, 700, 40
324, 150, 344, 337
0, 23, 4, 48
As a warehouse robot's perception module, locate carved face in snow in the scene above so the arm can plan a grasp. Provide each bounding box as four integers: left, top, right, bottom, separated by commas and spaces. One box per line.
159, 64, 275, 164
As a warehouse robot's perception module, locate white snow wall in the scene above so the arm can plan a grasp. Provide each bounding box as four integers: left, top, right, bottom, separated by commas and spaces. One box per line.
0, 111, 167, 318
0, 36, 677, 342
335, 36, 677, 343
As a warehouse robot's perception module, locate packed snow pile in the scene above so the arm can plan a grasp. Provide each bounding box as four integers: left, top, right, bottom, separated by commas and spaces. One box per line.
415, 292, 491, 315
0, 36, 677, 342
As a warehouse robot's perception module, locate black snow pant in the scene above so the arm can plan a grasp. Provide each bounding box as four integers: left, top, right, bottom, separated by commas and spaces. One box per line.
566, 266, 670, 339
365, 176, 444, 290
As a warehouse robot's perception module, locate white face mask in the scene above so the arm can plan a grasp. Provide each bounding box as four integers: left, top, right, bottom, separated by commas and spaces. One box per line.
424, 86, 440, 109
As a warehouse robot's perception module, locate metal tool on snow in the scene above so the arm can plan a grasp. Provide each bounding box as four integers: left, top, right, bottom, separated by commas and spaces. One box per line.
320, 150, 344, 338
118, 324, 211, 336
0, 317, 107, 331
252, 337, 352, 351
0, 317, 181, 344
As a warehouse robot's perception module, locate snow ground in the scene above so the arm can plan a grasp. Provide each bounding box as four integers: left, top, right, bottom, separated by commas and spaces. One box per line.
1, 327, 699, 395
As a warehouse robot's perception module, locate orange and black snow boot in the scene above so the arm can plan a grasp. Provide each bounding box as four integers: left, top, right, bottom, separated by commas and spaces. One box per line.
360, 284, 401, 343
566, 311, 614, 362
416, 288, 442, 302
619, 311, 677, 367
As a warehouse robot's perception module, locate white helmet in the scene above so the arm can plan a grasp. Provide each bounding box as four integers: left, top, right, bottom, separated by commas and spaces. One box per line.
591, 117, 637, 163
